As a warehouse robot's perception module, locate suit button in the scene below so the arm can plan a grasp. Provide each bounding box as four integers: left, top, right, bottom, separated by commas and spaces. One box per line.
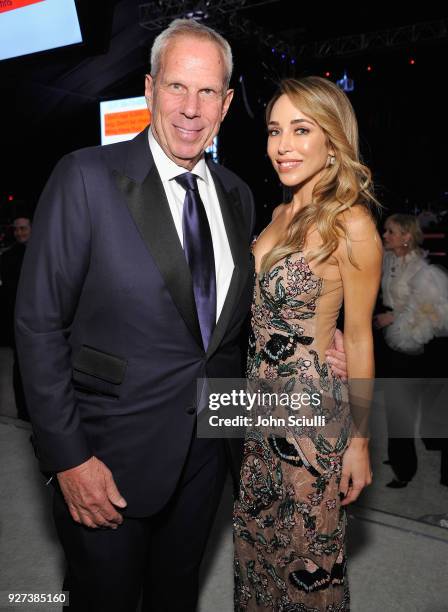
186, 406, 196, 415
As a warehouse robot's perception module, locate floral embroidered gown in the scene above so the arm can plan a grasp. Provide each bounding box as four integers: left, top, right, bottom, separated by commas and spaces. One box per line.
233, 252, 352, 612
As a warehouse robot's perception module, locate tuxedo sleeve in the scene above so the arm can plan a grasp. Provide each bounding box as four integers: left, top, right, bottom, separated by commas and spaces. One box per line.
15, 154, 93, 473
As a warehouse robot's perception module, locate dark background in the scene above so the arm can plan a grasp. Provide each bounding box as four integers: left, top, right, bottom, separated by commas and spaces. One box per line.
0, 1, 447, 236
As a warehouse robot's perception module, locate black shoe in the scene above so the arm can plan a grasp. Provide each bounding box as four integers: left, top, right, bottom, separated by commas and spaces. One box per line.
386, 479, 409, 488
383, 459, 391, 465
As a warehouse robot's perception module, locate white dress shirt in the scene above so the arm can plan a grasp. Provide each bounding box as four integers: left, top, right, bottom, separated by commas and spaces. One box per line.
148, 128, 234, 321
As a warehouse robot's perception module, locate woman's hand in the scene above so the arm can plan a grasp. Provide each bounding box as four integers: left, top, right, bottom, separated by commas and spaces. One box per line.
339, 440, 372, 506
373, 312, 394, 329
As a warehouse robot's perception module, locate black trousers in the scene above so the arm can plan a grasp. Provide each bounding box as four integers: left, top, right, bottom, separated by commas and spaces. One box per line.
53, 434, 227, 612
374, 331, 421, 482
13, 348, 29, 421
376, 332, 448, 483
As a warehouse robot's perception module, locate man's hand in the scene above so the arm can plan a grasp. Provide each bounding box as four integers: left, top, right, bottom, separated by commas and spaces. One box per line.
325, 328, 348, 381
57, 456, 127, 529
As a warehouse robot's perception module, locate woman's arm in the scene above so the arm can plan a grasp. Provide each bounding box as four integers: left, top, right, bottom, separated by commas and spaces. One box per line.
336, 206, 383, 505
338, 206, 382, 378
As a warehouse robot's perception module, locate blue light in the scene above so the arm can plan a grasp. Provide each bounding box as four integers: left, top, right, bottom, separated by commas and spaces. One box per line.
336, 71, 354, 92
205, 136, 219, 164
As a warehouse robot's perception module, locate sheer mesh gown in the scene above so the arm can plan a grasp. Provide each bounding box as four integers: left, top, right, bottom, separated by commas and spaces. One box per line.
233, 251, 352, 612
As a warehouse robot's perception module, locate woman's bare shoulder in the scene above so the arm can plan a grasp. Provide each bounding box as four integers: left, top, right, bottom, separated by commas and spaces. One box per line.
336, 204, 382, 265
341, 204, 378, 239
342, 203, 375, 222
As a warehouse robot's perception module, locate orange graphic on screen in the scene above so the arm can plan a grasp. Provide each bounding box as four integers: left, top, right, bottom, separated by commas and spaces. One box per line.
105, 109, 151, 137
0, 0, 45, 14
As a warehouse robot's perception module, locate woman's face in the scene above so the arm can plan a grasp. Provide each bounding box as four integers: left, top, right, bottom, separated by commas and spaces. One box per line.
383, 220, 410, 252
267, 94, 333, 189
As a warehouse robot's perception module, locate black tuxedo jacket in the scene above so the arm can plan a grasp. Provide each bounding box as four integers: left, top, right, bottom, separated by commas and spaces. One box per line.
15, 128, 255, 516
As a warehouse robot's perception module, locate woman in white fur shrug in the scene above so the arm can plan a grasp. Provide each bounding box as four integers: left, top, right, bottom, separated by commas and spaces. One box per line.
376, 214, 448, 354
374, 213, 448, 488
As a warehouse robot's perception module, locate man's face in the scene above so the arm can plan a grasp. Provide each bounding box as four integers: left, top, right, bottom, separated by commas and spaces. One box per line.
13, 218, 31, 243
145, 35, 234, 170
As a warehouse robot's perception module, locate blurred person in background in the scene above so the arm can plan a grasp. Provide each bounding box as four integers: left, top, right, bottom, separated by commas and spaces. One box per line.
0, 212, 32, 420
374, 213, 448, 488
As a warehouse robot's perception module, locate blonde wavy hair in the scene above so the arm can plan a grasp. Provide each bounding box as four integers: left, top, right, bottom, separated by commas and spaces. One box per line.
261, 77, 380, 274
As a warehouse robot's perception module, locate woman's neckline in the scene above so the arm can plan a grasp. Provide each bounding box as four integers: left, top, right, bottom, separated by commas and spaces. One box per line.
255, 250, 342, 284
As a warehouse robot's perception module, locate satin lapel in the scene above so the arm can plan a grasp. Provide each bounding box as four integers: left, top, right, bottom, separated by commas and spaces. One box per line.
114, 164, 203, 348
206, 167, 250, 358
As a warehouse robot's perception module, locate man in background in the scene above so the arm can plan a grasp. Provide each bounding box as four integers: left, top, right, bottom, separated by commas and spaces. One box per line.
1, 212, 32, 420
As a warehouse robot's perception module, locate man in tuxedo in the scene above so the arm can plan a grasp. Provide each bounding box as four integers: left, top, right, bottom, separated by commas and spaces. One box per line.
16, 19, 254, 612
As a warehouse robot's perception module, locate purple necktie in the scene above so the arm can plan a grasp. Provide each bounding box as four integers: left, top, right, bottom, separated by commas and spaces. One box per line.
175, 172, 216, 350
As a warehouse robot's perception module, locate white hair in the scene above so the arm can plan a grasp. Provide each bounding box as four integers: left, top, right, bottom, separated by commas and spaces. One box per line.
150, 18, 233, 90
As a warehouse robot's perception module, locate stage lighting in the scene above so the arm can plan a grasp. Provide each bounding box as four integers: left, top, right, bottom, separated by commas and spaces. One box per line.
337, 71, 354, 92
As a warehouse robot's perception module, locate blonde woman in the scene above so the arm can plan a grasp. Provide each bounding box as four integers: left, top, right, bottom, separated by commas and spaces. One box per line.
375, 213, 448, 488
233, 77, 382, 611
377, 213, 448, 355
